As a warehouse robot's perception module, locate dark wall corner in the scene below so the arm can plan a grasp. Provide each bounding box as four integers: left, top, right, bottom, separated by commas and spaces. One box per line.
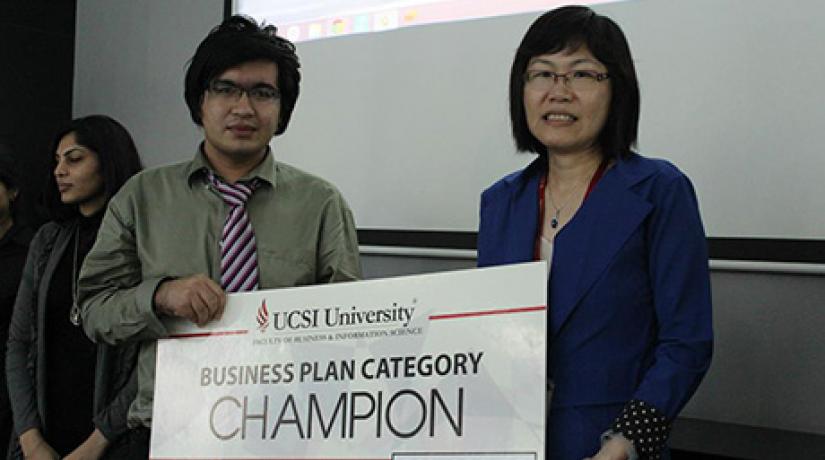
0, 0, 77, 226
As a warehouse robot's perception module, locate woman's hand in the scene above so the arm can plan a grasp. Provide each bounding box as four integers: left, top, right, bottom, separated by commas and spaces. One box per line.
584, 435, 632, 460
63, 428, 109, 460
19, 428, 59, 460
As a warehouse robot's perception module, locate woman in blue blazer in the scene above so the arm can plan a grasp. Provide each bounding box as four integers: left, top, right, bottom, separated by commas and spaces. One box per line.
477, 7, 712, 460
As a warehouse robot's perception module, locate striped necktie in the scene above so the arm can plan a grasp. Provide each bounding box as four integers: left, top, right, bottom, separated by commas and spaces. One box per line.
209, 172, 260, 293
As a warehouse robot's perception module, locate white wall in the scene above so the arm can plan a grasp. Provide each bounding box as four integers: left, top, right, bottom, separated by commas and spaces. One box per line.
78, 0, 825, 240
261, 0, 825, 239
74, 0, 222, 166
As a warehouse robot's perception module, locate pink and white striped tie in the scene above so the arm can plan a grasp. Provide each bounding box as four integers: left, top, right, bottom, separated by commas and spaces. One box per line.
209, 172, 260, 293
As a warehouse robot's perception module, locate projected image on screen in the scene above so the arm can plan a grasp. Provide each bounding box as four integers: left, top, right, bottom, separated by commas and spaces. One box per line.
237, 0, 617, 42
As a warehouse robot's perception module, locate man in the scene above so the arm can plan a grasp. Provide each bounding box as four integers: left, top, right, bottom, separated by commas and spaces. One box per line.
78, 16, 361, 456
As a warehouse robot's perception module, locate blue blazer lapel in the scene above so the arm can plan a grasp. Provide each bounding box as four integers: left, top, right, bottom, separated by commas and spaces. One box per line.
499, 159, 545, 263
548, 155, 656, 336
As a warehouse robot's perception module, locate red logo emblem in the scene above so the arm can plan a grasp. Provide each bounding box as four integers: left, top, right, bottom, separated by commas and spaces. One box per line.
257, 300, 269, 332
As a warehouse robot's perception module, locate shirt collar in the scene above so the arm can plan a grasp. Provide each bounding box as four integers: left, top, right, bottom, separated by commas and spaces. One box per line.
186, 144, 277, 189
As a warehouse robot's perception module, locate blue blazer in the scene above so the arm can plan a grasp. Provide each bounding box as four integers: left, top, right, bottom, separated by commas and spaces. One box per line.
478, 153, 713, 459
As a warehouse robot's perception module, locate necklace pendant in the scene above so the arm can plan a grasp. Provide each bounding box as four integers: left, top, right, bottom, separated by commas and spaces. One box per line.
69, 302, 81, 326
550, 217, 559, 229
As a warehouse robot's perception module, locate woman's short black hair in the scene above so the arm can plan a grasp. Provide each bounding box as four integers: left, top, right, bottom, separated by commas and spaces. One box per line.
509, 5, 640, 159
44, 115, 143, 220
184, 15, 301, 136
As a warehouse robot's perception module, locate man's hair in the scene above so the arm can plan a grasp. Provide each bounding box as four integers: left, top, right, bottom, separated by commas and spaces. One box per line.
184, 15, 301, 136
509, 5, 640, 159
44, 115, 144, 220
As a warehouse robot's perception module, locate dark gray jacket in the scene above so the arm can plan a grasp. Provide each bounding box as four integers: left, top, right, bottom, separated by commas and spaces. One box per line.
5, 220, 137, 456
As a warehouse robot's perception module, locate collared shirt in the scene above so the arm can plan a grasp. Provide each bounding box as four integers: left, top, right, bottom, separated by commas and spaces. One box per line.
78, 149, 362, 427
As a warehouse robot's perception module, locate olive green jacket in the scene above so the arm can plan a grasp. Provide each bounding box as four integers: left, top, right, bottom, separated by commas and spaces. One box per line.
78, 150, 361, 427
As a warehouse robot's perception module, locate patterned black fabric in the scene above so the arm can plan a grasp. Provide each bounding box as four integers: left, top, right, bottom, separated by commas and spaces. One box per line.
611, 399, 670, 459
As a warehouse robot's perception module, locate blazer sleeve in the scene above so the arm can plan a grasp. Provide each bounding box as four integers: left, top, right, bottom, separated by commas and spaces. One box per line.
5, 226, 52, 437
92, 348, 138, 442
633, 172, 713, 418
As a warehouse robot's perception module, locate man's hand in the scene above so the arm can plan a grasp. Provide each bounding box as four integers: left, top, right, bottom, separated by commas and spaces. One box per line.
63, 429, 109, 460
19, 428, 59, 460
584, 435, 632, 460
153, 274, 226, 326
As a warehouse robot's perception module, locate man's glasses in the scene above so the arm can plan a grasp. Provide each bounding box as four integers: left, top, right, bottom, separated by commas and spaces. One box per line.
207, 80, 281, 105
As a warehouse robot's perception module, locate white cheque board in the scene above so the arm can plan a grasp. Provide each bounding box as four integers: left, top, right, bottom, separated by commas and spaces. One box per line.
151, 262, 547, 459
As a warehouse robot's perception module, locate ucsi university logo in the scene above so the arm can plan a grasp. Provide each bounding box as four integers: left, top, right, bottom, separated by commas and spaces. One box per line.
253, 299, 417, 334
256, 300, 269, 332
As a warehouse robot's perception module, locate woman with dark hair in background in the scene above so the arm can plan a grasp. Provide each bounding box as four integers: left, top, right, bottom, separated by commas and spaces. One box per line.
6, 115, 143, 459
477, 6, 712, 460
0, 144, 34, 457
